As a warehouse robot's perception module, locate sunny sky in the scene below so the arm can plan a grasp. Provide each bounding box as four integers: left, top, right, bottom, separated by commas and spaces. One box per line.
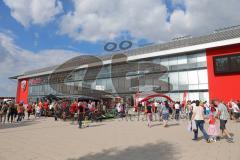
0, 0, 239, 96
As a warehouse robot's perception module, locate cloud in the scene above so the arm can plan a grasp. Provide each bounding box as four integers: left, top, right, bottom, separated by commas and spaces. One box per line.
59, 0, 169, 42
0, 32, 81, 96
59, 0, 240, 42
3, 0, 63, 27
169, 0, 240, 36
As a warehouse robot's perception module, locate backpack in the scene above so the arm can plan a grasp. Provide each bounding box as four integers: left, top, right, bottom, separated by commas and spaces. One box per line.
3, 105, 8, 113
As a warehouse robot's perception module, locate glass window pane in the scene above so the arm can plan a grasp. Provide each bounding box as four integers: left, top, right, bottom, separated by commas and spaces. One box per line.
152, 58, 160, 64
197, 53, 207, 62
188, 54, 197, 63
179, 71, 188, 85
188, 71, 198, 84
199, 92, 209, 101
188, 92, 199, 101
178, 55, 187, 64
169, 93, 179, 101
169, 72, 178, 90
168, 57, 178, 65
179, 93, 184, 101
160, 58, 169, 67
198, 70, 208, 84
189, 84, 199, 90
179, 71, 188, 90
198, 84, 208, 89
106, 78, 113, 90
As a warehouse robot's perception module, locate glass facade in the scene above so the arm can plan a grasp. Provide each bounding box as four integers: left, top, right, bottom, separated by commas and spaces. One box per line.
28, 51, 209, 102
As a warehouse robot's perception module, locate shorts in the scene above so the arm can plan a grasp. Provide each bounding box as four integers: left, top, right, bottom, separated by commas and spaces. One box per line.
162, 113, 169, 121
220, 120, 227, 130
233, 112, 239, 119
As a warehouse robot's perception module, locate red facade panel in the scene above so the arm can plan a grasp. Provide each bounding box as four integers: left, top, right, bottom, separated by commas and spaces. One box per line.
206, 43, 240, 102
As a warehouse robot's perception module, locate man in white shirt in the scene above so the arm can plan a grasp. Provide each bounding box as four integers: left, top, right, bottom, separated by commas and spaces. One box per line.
174, 102, 180, 120
231, 101, 239, 120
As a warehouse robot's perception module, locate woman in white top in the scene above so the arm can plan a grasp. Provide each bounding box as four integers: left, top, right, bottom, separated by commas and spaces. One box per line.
192, 100, 210, 143
231, 101, 239, 121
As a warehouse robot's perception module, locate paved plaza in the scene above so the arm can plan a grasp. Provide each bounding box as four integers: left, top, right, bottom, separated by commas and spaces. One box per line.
0, 117, 239, 160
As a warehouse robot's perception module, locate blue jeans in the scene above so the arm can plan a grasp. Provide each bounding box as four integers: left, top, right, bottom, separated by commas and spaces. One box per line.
194, 120, 209, 140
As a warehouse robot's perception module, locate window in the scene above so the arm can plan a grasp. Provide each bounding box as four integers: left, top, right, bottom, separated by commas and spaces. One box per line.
199, 92, 209, 101
188, 71, 198, 84
106, 78, 113, 91
198, 84, 208, 89
168, 57, 178, 65
169, 93, 180, 101
188, 92, 199, 100
152, 58, 160, 64
179, 71, 188, 85
197, 53, 206, 62
189, 84, 199, 90
213, 53, 240, 74
198, 70, 208, 84
187, 54, 197, 64
178, 71, 188, 90
169, 72, 178, 90
160, 58, 169, 67
178, 55, 188, 64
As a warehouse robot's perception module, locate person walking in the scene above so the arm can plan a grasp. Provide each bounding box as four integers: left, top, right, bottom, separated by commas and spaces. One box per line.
43, 100, 49, 117
12, 103, 18, 122
7, 102, 15, 123
32, 102, 36, 118
70, 100, 78, 123
152, 101, 158, 121
157, 101, 163, 121
161, 101, 170, 127
27, 103, 32, 120
0, 102, 2, 123
192, 100, 210, 143
38, 101, 43, 117
146, 102, 153, 128
231, 100, 239, 121
1, 102, 8, 123
175, 101, 180, 121
207, 113, 218, 142
137, 102, 143, 121
53, 101, 59, 121
213, 100, 234, 143
17, 103, 24, 122
78, 102, 85, 129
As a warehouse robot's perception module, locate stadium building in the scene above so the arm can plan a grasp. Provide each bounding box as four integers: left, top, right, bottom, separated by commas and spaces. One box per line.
10, 26, 240, 104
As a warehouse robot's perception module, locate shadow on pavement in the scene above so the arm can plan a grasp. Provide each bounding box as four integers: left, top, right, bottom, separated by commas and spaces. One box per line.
151, 123, 162, 127
67, 141, 179, 160
0, 119, 40, 130
167, 123, 180, 127
88, 123, 105, 128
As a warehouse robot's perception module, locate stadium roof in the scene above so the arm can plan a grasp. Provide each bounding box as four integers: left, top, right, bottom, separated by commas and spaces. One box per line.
11, 26, 240, 79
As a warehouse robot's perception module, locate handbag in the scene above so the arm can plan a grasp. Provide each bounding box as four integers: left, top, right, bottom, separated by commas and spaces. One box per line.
191, 120, 197, 131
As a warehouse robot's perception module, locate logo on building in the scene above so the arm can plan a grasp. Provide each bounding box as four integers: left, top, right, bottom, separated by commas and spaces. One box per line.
21, 80, 27, 92
104, 41, 133, 52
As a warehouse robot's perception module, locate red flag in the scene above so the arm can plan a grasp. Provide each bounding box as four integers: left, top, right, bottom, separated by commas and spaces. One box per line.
182, 91, 188, 107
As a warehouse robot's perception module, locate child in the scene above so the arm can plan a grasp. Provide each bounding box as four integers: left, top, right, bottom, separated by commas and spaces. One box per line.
208, 113, 218, 142
146, 102, 153, 128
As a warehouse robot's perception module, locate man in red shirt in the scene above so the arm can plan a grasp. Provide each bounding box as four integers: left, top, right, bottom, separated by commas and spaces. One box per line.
43, 101, 49, 117
70, 101, 78, 122
27, 103, 32, 120
38, 101, 43, 117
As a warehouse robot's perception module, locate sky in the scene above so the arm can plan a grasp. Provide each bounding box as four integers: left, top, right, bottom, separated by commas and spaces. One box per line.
0, 0, 239, 96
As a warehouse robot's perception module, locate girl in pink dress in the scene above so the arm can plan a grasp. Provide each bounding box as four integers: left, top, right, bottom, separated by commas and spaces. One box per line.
208, 113, 218, 142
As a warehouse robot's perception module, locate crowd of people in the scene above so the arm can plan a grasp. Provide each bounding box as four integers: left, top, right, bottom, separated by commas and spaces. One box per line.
138, 99, 240, 143
1, 98, 239, 143
0, 99, 107, 128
